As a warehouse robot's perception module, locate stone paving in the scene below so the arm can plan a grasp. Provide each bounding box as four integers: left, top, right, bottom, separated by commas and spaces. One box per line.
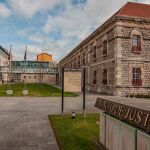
0, 94, 99, 150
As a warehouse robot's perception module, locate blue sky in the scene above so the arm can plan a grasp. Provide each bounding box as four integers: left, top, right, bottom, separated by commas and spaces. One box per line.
0, 0, 149, 61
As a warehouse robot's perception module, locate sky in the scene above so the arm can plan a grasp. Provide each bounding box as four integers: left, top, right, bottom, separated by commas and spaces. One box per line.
0, 0, 149, 61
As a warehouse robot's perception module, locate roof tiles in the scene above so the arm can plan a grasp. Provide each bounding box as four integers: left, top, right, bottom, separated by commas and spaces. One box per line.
117, 2, 150, 19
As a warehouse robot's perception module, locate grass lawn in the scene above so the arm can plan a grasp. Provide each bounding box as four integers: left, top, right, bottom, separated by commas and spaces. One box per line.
49, 113, 100, 150
0, 83, 77, 97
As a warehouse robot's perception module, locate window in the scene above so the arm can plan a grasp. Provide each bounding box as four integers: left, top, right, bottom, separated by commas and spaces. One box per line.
103, 69, 107, 85
132, 35, 141, 53
34, 76, 36, 79
132, 68, 142, 86
82, 53, 85, 65
13, 74, 20, 81
93, 46, 96, 59
74, 58, 76, 68
103, 40, 108, 56
93, 70, 97, 84
78, 55, 80, 67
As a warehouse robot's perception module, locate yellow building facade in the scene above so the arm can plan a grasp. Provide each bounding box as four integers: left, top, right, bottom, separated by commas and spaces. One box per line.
37, 53, 52, 62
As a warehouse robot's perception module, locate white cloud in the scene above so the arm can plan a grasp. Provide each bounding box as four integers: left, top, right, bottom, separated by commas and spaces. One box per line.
12, 44, 41, 61
15, 0, 149, 61
43, 0, 134, 61
28, 34, 47, 44
7, 0, 66, 18
0, 3, 11, 18
137, 0, 150, 4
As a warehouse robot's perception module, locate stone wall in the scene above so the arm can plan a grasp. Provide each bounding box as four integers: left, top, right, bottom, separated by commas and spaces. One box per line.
20, 74, 56, 84
115, 24, 150, 96
88, 61, 115, 95
120, 27, 150, 59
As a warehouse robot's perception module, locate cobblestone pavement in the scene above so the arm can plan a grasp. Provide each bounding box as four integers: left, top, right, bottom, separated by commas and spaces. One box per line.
0, 94, 99, 150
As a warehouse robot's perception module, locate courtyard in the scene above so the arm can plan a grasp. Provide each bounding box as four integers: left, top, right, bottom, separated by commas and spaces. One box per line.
0, 94, 99, 150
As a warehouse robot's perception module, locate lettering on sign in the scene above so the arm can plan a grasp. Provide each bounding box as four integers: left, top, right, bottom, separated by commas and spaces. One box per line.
95, 98, 150, 134
64, 71, 81, 92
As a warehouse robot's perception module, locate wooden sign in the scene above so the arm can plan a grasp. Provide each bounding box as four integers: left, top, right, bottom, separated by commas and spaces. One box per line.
64, 71, 81, 92
95, 97, 150, 134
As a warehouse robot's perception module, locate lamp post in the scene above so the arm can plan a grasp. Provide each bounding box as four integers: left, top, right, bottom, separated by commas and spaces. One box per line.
72, 112, 76, 119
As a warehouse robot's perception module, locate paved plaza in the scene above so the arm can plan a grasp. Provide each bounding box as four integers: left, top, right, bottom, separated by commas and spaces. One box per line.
0, 94, 99, 150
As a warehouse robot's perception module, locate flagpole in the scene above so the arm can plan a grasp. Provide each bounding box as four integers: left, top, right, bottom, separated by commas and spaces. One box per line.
9, 45, 12, 90
24, 46, 27, 90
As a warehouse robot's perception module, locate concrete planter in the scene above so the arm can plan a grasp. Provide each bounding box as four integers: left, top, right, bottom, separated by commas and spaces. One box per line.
23, 90, 28, 95
7, 90, 13, 95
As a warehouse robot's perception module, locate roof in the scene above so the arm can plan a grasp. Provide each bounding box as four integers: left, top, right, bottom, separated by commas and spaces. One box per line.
117, 2, 150, 19
0, 45, 9, 56
37, 52, 52, 56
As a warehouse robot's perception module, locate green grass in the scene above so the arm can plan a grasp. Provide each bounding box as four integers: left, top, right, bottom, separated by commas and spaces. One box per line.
49, 114, 100, 150
0, 83, 77, 97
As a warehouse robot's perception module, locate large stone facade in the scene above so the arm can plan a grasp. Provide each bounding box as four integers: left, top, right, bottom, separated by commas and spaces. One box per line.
58, 3, 150, 96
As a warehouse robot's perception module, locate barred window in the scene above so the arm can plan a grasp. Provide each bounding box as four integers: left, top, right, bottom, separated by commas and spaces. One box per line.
132, 68, 142, 86
132, 35, 141, 53
103, 69, 107, 85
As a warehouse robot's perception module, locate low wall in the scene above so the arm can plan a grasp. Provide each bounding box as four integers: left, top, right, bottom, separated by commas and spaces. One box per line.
100, 112, 150, 150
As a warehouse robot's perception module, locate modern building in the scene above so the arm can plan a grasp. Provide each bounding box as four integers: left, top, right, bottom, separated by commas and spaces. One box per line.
0, 49, 57, 84
0, 45, 9, 83
37, 53, 52, 62
58, 2, 150, 96
11, 61, 57, 84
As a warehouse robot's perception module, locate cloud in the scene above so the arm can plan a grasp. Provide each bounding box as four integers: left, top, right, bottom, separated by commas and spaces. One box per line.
9, 0, 149, 61
11, 44, 41, 61
136, 0, 150, 4
43, 0, 134, 61
28, 33, 48, 44
0, 3, 11, 18
7, 0, 66, 18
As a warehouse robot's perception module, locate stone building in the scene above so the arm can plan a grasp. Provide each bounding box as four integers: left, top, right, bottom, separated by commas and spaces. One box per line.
0, 45, 9, 83
58, 2, 150, 96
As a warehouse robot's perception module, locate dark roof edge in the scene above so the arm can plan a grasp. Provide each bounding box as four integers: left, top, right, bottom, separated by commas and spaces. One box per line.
0, 45, 9, 55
